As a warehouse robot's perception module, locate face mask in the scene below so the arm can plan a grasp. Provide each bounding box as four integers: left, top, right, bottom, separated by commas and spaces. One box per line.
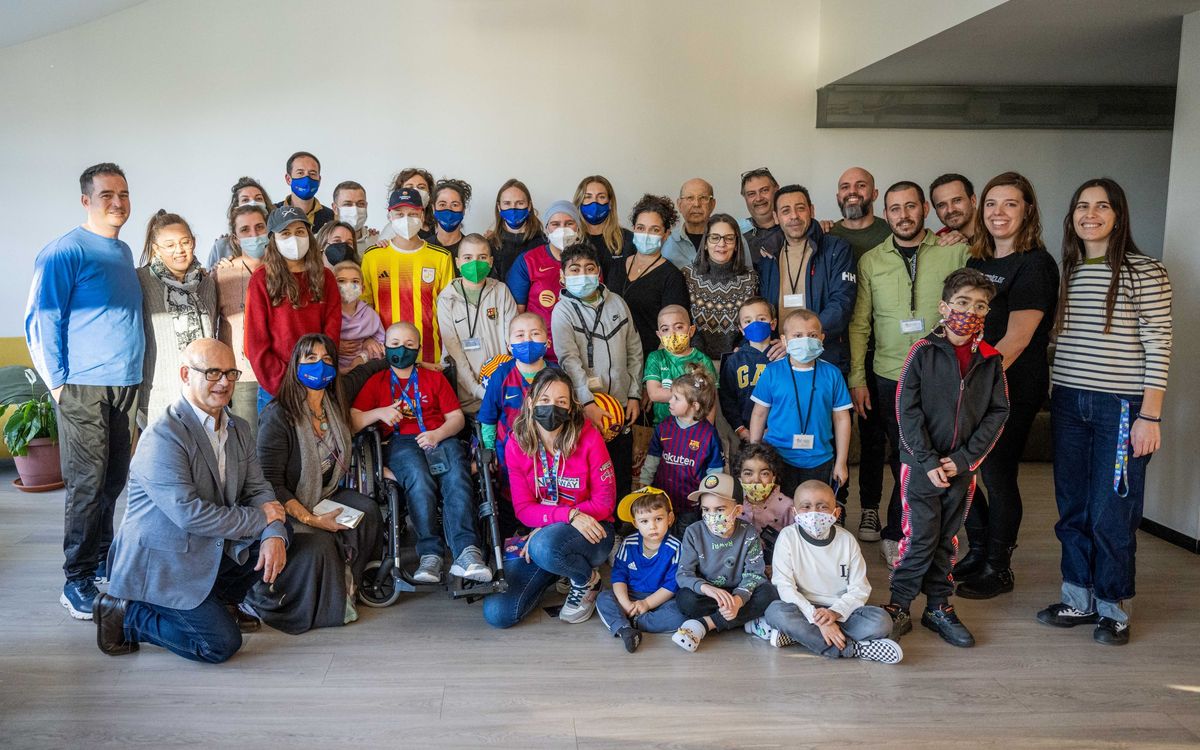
742, 320, 771, 343
579, 201, 611, 225
412, 187, 431, 207
391, 215, 422, 240
633, 232, 662, 255
796, 511, 838, 540
239, 234, 269, 259
290, 176, 319, 201
511, 340, 548, 364
338, 206, 367, 230
702, 510, 733, 536
385, 345, 420, 369
661, 332, 690, 355
943, 308, 986, 339
296, 360, 336, 390
324, 242, 353, 265
243, 200, 266, 209
533, 404, 570, 432
499, 207, 530, 230
741, 482, 775, 504
433, 209, 464, 232
564, 274, 600, 298
275, 234, 309, 261
787, 336, 824, 363
460, 259, 491, 283
338, 282, 362, 304
547, 227, 578, 250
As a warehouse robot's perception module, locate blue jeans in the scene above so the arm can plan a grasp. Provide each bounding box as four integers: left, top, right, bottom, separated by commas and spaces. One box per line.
596, 590, 686, 634
387, 436, 477, 558
482, 521, 615, 629
256, 386, 273, 414
1051, 385, 1149, 623
766, 601, 892, 658
122, 542, 261, 663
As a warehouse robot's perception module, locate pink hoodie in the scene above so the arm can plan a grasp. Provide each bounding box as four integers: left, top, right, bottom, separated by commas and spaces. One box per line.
505, 421, 616, 527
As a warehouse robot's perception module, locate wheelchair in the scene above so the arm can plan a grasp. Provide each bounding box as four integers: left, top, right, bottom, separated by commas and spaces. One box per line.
345, 419, 508, 607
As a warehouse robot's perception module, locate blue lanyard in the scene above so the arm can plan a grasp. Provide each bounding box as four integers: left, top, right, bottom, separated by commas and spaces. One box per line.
1113, 399, 1131, 498
390, 371, 426, 433
537, 446, 561, 506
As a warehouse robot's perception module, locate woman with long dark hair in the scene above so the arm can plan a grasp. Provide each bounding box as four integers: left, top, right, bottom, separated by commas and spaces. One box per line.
682, 213, 760, 360
486, 178, 546, 282
1036, 178, 1171, 646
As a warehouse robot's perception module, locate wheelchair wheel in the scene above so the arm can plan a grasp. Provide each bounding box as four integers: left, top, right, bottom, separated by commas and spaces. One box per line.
358, 560, 402, 608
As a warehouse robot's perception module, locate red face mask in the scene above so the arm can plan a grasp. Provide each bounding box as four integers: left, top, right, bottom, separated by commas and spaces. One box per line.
944, 308, 986, 339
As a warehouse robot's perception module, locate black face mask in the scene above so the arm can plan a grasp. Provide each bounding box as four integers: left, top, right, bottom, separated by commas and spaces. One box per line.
533, 404, 570, 432
325, 242, 354, 265
386, 345, 420, 369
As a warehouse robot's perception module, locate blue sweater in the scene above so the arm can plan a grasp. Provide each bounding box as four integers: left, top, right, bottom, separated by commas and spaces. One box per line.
718, 341, 771, 433
25, 226, 144, 388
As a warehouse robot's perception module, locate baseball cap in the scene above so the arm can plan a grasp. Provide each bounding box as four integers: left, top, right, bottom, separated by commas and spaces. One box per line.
267, 205, 309, 234
686, 472, 743, 506
388, 187, 424, 211
616, 487, 672, 524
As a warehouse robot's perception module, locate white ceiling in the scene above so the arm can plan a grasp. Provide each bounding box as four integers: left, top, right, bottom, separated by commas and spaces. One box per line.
0, 0, 148, 49
836, 0, 1200, 86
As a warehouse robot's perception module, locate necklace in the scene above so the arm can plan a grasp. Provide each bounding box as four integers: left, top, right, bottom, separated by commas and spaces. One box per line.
309, 403, 328, 432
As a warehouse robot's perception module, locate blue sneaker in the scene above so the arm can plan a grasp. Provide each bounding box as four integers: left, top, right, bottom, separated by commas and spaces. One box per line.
61, 579, 99, 620
93, 560, 108, 585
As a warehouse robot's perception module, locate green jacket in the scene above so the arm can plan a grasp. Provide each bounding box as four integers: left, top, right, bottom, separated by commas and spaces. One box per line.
848, 231, 969, 386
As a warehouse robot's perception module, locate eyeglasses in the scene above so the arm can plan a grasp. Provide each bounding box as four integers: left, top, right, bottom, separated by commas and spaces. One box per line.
740, 167, 774, 181
680, 195, 714, 204
707, 233, 738, 246
948, 300, 991, 315
156, 238, 195, 252
190, 366, 242, 382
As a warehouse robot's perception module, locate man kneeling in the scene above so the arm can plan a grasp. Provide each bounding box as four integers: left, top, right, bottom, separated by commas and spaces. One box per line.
95, 339, 288, 663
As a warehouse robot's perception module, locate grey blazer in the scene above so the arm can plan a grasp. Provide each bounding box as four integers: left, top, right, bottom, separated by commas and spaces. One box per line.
107, 396, 287, 610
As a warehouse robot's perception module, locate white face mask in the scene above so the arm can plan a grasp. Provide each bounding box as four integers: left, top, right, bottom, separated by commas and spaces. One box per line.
338, 282, 362, 304
275, 234, 309, 261
796, 511, 837, 540
339, 206, 367, 231
414, 187, 431, 208
547, 227, 578, 250
392, 215, 422, 240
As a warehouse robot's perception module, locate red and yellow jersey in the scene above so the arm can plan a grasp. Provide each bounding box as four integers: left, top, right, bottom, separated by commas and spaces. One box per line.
361, 241, 455, 362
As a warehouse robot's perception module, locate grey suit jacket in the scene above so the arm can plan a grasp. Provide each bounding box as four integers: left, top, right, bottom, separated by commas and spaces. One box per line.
108, 396, 287, 610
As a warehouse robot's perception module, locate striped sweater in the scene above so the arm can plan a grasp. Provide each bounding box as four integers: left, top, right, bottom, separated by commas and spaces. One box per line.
1052, 255, 1172, 395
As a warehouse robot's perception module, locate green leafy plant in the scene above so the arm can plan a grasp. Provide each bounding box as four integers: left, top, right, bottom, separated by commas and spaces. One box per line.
0, 371, 57, 456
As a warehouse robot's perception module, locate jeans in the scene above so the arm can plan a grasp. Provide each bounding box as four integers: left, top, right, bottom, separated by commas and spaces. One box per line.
57, 384, 138, 582
675, 583, 778, 631
596, 590, 686, 634
482, 521, 615, 628
765, 601, 893, 658
856, 350, 889, 510
256, 386, 273, 414
123, 541, 262, 663
890, 463, 976, 610
387, 436, 478, 558
1051, 385, 1149, 623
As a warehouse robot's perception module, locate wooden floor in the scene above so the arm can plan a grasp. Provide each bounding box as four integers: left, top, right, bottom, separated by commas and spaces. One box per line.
0, 462, 1197, 749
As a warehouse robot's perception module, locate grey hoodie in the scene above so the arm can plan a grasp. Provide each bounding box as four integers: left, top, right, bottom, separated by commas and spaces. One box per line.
676, 518, 768, 602
551, 286, 644, 407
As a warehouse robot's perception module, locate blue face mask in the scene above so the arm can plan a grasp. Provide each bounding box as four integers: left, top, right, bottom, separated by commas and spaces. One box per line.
786, 336, 824, 363
564, 274, 600, 299
433, 209, 464, 232
579, 201, 611, 225
499, 207, 530, 230
632, 232, 662, 255
296, 360, 336, 390
511, 340, 548, 364
743, 320, 772, 343
290, 175, 319, 201
240, 234, 269, 259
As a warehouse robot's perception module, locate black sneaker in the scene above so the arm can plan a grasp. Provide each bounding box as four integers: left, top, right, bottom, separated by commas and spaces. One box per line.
1036, 602, 1099, 628
857, 508, 881, 542
956, 568, 1014, 599
922, 604, 975, 647
883, 604, 912, 639
617, 625, 642, 653
1093, 617, 1130, 646
61, 579, 99, 620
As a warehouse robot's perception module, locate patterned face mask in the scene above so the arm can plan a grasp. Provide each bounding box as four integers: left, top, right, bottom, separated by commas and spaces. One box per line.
661, 332, 691, 355
703, 510, 733, 536
943, 308, 986, 339
740, 482, 775, 504
795, 511, 837, 540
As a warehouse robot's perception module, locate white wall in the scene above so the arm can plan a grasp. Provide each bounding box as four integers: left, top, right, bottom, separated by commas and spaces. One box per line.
0, 0, 1173, 338
1145, 10, 1200, 542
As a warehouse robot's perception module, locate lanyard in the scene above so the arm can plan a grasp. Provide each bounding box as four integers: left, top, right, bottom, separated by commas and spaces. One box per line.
782, 240, 811, 296
621, 255, 664, 293
568, 295, 606, 369
456, 279, 484, 340
1113, 399, 1131, 498
787, 365, 818, 436
896, 243, 919, 312
537, 445, 561, 506
390, 371, 426, 433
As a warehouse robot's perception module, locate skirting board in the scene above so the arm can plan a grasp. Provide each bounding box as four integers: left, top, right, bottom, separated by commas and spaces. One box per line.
1140, 517, 1200, 554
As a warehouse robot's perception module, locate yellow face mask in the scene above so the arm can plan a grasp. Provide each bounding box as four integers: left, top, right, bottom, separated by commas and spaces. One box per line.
741, 482, 775, 504
661, 332, 691, 355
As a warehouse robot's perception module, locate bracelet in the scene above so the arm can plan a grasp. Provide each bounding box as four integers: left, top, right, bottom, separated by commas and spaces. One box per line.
1137, 413, 1162, 423
569, 509, 579, 523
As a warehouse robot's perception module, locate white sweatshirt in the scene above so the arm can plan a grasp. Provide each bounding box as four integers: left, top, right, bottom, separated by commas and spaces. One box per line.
770, 524, 871, 623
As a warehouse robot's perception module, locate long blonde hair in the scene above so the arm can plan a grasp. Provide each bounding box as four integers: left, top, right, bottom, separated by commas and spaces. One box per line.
574, 175, 624, 258
511, 369, 585, 458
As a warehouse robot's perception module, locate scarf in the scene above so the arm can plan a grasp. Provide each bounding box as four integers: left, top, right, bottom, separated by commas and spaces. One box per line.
293, 398, 351, 510
149, 255, 207, 350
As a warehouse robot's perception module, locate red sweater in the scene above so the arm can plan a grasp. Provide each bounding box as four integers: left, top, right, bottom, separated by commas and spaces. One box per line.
244, 267, 341, 395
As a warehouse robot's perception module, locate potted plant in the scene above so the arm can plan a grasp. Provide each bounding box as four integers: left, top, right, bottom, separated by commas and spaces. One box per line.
1, 370, 62, 491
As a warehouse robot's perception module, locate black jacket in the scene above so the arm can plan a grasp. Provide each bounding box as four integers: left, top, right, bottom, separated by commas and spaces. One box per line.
896, 328, 1009, 475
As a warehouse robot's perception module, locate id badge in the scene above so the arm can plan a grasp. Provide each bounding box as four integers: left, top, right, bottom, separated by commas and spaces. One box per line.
792, 434, 815, 450
586, 375, 604, 392
462, 337, 482, 351
783, 293, 805, 309
900, 318, 925, 335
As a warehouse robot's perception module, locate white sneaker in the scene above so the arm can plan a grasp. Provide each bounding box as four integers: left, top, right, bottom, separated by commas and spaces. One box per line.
559, 569, 600, 623
449, 546, 493, 583
672, 620, 706, 652
744, 617, 794, 647
881, 539, 900, 569
412, 555, 442, 584
854, 637, 904, 664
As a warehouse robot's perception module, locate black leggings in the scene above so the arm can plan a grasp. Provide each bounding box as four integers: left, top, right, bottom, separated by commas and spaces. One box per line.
966, 392, 1043, 559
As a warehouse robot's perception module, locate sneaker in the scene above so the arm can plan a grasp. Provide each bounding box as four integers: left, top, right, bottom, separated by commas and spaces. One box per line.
93, 560, 109, 585
559, 569, 600, 624
956, 567, 1014, 599
449, 546, 494, 583
411, 555, 443, 584
61, 579, 99, 620
617, 625, 642, 653
555, 577, 572, 595
854, 637, 904, 664
921, 604, 975, 647
883, 604, 912, 639
1036, 602, 1099, 628
672, 619, 706, 652
1093, 617, 1130, 646
743, 617, 794, 648
857, 509, 881, 542
881, 539, 900, 569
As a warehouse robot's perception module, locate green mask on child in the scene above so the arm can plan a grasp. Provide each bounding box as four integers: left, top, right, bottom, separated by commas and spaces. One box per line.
460, 260, 491, 283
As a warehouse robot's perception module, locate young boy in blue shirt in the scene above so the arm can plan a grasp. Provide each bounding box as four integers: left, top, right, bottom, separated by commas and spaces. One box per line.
719, 297, 776, 445
748, 309, 852, 496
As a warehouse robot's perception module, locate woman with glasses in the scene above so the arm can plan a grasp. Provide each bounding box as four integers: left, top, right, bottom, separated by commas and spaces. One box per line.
136, 210, 217, 427
682, 213, 760, 361
956, 172, 1060, 599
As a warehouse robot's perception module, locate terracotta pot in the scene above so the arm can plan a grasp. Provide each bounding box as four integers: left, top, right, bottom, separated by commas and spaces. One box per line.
13, 437, 62, 489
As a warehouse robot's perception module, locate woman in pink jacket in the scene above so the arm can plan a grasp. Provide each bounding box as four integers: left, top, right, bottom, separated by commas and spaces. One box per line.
483, 369, 616, 628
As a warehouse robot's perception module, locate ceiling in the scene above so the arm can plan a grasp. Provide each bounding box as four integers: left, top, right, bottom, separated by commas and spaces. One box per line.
0, 0, 148, 49
836, 0, 1200, 86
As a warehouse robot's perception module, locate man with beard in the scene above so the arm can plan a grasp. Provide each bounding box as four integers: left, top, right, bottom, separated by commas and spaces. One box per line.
847, 181, 969, 566
738, 168, 783, 260
930, 173, 978, 242
828, 167, 892, 265
663, 177, 719, 269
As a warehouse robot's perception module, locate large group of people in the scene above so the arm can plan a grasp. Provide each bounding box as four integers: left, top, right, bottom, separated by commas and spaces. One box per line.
24, 155, 1172, 664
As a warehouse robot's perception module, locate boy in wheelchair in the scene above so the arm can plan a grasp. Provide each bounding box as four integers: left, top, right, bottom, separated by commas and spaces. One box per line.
351, 322, 493, 585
